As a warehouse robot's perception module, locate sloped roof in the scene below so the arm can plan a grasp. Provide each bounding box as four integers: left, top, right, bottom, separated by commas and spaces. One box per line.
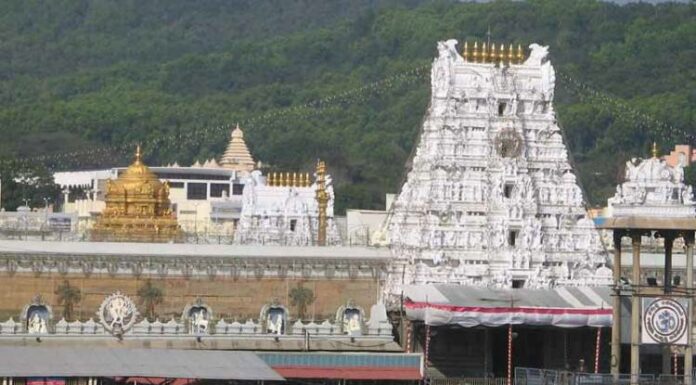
0, 347, 284, 380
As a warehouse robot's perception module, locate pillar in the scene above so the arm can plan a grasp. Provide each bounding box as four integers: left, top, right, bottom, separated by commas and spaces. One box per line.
631, 232, 642, 385
685, 232, 694, 385
664, 234, 674, 294
612, 230, 623, 377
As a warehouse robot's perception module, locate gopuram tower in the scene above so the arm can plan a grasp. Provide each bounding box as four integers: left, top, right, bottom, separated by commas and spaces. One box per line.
384, 40, 611, 298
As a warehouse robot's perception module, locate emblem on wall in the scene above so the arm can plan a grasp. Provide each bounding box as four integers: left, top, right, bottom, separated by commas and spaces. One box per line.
97, 291, 138, 335
642, 297, 689, 345
494, 128, 523, 158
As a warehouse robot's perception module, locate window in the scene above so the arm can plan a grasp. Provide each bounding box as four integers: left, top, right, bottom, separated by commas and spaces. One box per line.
232, 183, 244, 195
508, 230, 518, 246
169, 182, 184, 189
187, 183, 207, 200
512, 279, 525, 289
504, 184, 514, 198
290, 219, 297, 231
498, 102, 506, 116
210, 183, 230, 198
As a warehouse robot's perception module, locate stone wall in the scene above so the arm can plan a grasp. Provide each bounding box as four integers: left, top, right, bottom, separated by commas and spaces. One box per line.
0, 272, 381, 322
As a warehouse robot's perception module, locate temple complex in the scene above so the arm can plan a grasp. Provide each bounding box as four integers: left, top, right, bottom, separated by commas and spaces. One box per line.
90, 146, 183, 243
383, 40, 610, 299
51, 124, 342, 245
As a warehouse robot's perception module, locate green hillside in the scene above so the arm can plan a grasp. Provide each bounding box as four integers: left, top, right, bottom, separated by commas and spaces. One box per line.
1, 0, 694, 212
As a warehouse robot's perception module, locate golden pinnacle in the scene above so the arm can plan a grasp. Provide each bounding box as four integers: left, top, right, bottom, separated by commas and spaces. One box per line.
508, 43, 515, 65
462, 41, 469, 62
489, 43, 496, 64
481, 42, 488, 63
498, 43, 505, 66
473, 42, 480, 63
516, 44, 525, 64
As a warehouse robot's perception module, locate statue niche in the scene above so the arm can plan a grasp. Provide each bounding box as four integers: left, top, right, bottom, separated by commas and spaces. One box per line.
336, 300, 364, 336
183, 298, 212, 335
260, 301, 288, 336
21, 295, 52, 334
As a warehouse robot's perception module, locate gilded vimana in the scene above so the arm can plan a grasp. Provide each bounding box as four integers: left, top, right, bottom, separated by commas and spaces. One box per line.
0, 1, 694, 384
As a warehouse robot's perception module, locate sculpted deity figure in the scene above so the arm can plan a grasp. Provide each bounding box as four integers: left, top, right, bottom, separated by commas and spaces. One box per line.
683, 186, 695, 204
28, 313, 47, 334
625, 158, 638, 181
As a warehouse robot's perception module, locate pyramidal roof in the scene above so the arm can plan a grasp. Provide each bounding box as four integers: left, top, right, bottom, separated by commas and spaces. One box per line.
219, 124, 255, 172
383, 40, 610, 300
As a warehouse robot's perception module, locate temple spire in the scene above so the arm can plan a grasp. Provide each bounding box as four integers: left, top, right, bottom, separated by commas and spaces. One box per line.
219, 123, 256, 172
651, 141, 659, 158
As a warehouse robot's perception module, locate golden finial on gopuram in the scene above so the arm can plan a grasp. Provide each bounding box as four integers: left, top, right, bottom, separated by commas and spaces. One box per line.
472, 42, 480, 63
651, 142, 659, 158
507, 43, 515, 65
292, 172, 298, 187
516, 44, 525, 64
285, 172, 291, 187
488, 43, 496, 64
481, 43, 488, 63
305, 172, 311, 187
267, 172, 273, 186
135, 144, 142, 163
498, 43, 505, 66
462, 41, 469, 62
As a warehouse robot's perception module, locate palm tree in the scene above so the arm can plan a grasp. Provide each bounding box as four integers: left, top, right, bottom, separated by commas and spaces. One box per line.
137, 279, 164, 321
54, 280, 81, 321
289, 282, 315, 320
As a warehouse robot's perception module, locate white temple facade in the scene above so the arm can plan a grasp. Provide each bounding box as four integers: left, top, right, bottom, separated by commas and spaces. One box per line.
608, 144, 695, 218
234, 169, 342, 246
384, 40, 611, 298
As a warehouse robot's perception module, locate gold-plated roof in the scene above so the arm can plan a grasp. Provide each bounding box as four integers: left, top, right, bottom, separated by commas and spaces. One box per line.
91, 146, 182, 243
219, 124, 255, 172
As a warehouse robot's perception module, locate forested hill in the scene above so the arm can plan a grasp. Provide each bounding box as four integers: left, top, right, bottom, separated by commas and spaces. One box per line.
1, 0, 694, 212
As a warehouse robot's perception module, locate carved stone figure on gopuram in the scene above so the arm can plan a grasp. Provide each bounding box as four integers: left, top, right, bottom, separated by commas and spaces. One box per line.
90, 146, 183, 243
384, 40, 611, 298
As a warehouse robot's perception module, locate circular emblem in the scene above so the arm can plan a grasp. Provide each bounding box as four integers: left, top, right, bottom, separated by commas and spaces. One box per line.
97, 291, 138, 334
644, 298, 688, 344
494, 129, 523, 158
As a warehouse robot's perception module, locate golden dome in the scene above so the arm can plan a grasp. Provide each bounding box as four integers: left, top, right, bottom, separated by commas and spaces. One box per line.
92, 146, 182, 243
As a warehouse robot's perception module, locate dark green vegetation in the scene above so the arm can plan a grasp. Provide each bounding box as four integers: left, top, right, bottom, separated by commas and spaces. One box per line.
1, 0, 694, 211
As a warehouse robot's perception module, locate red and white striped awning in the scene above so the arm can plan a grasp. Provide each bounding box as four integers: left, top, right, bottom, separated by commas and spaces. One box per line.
404, 285, 612, 328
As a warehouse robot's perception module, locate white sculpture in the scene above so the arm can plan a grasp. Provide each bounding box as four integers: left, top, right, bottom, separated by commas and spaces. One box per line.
610, 150, 696, 218
27, 313, 47, 334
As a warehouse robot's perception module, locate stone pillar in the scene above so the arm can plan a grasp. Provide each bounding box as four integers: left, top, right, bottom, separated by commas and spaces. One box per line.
685, 232, 694, 385
664, 234, 674, 294
612, 230, 623, 378
631, 232, 642, 385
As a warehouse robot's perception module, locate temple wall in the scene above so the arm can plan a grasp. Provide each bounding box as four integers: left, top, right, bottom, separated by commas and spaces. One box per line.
0, 272, 381, 322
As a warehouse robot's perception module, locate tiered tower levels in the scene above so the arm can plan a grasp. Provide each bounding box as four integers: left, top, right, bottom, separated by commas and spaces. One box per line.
385, 40, 610, 297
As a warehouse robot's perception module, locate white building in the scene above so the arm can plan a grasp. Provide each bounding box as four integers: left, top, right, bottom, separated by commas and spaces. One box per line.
383, 40, 611, 298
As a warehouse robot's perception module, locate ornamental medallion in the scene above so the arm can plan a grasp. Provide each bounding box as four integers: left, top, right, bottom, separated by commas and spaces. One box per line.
494, 129, 523, 158
642, 297, 689, 345
97, 291, 138, 334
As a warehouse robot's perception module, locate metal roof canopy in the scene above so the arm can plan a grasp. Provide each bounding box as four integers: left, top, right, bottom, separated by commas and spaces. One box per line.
598, 216, 696, 231
0, 347, 285, 380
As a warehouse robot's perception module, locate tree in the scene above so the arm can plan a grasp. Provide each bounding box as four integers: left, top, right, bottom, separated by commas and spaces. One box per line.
289, 282, 315, 320
54, 280, 81, 321
137, 279, 164, 321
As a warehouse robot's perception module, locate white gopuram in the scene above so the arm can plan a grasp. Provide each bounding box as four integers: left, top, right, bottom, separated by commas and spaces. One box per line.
384, 40, 611, 298
234, 170, 341, 246
609, 144, 695, 218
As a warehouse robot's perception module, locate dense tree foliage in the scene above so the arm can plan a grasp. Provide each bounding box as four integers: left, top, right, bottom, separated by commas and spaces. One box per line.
0, 0, 694, 212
